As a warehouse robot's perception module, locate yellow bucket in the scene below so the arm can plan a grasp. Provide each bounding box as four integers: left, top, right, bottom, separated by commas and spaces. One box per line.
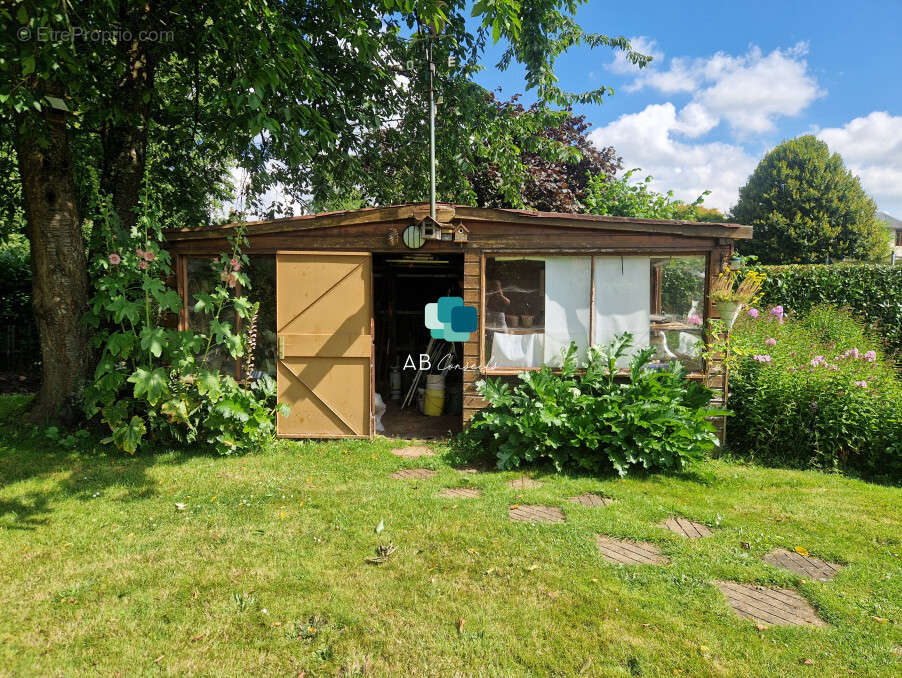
423, 387, 445, 416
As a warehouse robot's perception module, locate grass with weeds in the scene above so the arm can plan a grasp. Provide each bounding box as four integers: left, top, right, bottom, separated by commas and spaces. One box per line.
0, 395, 900, 676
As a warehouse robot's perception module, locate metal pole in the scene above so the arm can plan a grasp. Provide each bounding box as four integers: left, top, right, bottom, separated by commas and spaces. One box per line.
428, 38, 436, 220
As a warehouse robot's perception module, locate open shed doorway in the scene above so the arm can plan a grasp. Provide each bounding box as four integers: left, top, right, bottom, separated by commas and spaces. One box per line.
373, 253, 465, 439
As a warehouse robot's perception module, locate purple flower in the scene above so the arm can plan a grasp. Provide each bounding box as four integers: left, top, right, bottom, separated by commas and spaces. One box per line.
843, 348, 859, 359
753, 354, 772, 363
854, 380, 868, 388
770, 305, 784, 324
765, 337, 776, 346
687, 313, 702, 326
864, 350, 877, 363
747, 308, 759, 318
810, 355, 826, 367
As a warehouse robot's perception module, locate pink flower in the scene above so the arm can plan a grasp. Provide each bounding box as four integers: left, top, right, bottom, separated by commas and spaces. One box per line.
230, 257, 241, 272
139, 260, 148, 270
108, 253, 121, 265
843, 348, 859, 359
770, 305, 784, 324
765, 337, 776, 346
220, 270, 230, 282
810, 355, 825, 367
747, 308, 759, 318
864, 350, 877, 362
854, 380, 868, 388
143, 249, 156, 262
136, 248, 145, 259
753, 354, 772, 363
227, 273, 238, 289
687, 313, 702, 326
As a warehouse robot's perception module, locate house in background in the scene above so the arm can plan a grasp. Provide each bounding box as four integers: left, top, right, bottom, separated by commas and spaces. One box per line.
878, 211, 902, 265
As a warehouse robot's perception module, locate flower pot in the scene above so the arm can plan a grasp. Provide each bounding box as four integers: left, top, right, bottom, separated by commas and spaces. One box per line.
520, 314, 534, 328
716, 300, 743, 330
505, 313, 520, 328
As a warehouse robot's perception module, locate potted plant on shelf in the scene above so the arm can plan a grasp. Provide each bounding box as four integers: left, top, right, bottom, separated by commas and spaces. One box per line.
710, 268, 764, 329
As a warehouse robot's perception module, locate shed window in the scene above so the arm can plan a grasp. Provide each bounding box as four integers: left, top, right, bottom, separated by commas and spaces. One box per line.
896, 230, 902, 247
483, 254, 706, 373
185, 257, 237, 376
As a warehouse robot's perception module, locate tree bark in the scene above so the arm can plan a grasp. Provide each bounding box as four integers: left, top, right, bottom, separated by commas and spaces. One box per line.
15, 110, 90, 423
100, 9, 155, 232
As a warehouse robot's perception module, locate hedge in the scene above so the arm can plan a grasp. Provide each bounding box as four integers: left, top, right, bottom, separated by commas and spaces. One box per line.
754, 263, 902, 355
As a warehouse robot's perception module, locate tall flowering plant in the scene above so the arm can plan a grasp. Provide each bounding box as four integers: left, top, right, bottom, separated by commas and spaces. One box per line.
82, 196, 287, 454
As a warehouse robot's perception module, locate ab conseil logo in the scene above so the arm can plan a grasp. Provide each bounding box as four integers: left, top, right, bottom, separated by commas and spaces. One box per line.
425, 296, 477, 341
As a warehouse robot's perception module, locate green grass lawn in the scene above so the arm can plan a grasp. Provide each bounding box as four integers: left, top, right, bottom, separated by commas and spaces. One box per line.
1, 395, 900, 677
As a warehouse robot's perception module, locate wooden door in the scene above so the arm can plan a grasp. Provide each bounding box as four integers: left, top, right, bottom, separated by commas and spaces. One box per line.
276, 252, 373, 438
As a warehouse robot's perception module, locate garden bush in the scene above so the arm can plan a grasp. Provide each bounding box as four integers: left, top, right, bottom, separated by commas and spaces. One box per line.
81, 197, 286, 454
458, 335, 724, 476
725, 303, 902, 477
753, 263, 902, 355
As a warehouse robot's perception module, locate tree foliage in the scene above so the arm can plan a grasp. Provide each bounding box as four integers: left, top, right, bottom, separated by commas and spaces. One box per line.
583, 169, 708, 219
344, 92, 621, 212
732, 135, 888, 264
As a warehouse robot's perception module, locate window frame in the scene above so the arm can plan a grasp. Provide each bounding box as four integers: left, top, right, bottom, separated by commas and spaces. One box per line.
478, 250, 712, 378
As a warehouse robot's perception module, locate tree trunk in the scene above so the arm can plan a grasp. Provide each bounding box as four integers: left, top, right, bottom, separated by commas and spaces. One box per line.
15, 110, 90, 423
100, 15, 155, 232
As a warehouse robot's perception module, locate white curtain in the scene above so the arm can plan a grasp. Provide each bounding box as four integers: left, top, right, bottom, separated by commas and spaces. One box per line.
543, 257, 591, 366
593, 256, 650, 367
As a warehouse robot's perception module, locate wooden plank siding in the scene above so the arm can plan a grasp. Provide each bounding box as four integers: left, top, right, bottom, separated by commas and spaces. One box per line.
164, 202, 749, 434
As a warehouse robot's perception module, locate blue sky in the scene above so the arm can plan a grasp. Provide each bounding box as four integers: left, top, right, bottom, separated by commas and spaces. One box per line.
474, 0, 902, 216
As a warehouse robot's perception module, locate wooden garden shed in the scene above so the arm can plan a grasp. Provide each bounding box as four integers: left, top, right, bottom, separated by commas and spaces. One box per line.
164, 202, 752, 439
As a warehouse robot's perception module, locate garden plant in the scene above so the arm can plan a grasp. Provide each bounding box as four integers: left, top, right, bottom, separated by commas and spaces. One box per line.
460, 335, 725, 475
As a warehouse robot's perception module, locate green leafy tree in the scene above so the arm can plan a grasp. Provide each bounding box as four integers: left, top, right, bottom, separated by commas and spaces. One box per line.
583, 169, 708, 219
732, 135, 888, 264
2, 0, 649, 422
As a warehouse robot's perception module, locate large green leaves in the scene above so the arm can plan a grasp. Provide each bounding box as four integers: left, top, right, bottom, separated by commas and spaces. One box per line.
128, 367, 169, 405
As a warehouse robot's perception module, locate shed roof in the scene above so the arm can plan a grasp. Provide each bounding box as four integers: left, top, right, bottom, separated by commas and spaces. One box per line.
164, 202, 753, 241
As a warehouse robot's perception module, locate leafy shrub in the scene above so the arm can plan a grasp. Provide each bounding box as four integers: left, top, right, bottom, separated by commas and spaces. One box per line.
459, 335, 724, 476
724, 304, 902, 477
82, 197, 286, 454
753, 263, 902, 356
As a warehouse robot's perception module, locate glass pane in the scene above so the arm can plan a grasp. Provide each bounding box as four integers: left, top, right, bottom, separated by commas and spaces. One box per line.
243, 256, 277, 379
593, 256, 651, 367
186, 257, 237, 376
649, 256, 706, 372
484, 256, 590, 368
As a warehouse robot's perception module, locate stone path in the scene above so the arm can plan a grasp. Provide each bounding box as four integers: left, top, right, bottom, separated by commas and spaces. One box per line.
508, 477, 542, 489
715, 580, 828, 627
595, 535, 669, 565
386, 452, 838, 631
568, 492, 614, 507
390, 445, 435, 459
509, 505, 566, 523
390, 468, 436, 480
763, 548, 841, 582
659, 517, 713, 538
438, 487, 482, 499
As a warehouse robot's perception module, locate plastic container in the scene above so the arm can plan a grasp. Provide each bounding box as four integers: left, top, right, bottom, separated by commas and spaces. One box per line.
389, 367, 402, 401
423, 374, 446, 416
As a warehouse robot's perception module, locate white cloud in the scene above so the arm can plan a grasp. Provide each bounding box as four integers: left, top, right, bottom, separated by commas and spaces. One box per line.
588, 103, 758, 213
817, 111, 902, 216
607, 36, 663, 75
627, 42, 824, 135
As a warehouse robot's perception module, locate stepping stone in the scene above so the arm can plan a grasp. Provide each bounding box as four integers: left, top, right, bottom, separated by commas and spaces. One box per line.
763, 548, 842, 582
568, 492, 614, 507
659, 517, 713, 538
509, 505, 565, 523
390, 446, 434, 459
390, 468, 436, 480
438, 487, 482, 499
508, 477, 542, 489
595, 535, 669, 565
715, 580, 828, 627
